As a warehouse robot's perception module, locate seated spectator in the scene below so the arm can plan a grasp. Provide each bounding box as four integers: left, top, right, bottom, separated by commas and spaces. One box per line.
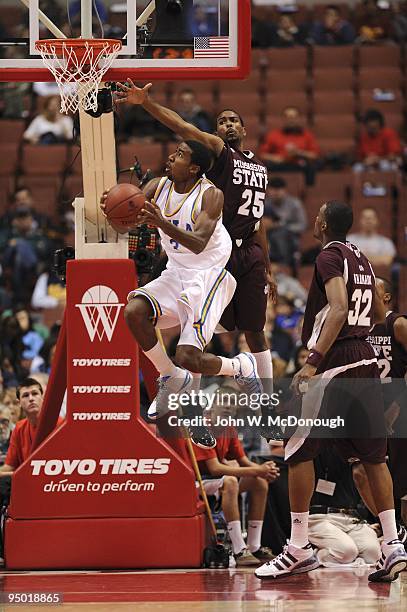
189, 4, 217, 37
271, 262, 308, 307
265, 303, 295, 364
259, 107, 320, 185
1, 389, 22, 425
271, 12, 308, 47
392, 0, 407, 42
175, 89, 213, 133
0, 187, 52, 233
192, 386, 279, 566
0, 82, 31, 119
310, 5, 356, 45
23, 95, 73, 144
354, 109, 402, 173
263, 176, 307, 267
0, 207, 54, 305
354, 0, 392, 43
14, 307, 45, 374
0, 378, 62, 478
348, 207, 396, 267
0, 406, 12, 465
31, 266, 66, 310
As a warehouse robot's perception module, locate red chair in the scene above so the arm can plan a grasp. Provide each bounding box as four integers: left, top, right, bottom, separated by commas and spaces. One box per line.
358, 90, 404, 117
313, 91, 356, 115
313, 68, 354, 92
262, 47, 309, 71
265, 70, 309, 93
0, 119, 26, 144
358, 68, 403, 92
313, 115, 356, 140
265, 92, 309, 116
119, 141, 165, 175
358, 45, 401, 69
21, 144, 69, 176
0, 144, 19, 177
318, 138, 355, 156
313, 45, 355, 69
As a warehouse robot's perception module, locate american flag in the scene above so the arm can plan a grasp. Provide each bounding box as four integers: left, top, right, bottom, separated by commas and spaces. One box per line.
194, 36, 229, 59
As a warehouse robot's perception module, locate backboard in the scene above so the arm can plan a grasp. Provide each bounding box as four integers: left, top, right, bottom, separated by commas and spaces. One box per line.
0, 0, 251, 82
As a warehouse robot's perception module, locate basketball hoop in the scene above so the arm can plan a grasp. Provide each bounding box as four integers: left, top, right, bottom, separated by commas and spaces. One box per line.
35, 38, 122, 114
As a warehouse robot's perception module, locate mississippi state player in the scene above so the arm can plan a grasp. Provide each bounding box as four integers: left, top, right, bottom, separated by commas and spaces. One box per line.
353, 278, 407, 547
255, 201, 407, 582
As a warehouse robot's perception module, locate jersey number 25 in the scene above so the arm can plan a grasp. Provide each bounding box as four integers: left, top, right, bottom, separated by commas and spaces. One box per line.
237, 189, 265, 218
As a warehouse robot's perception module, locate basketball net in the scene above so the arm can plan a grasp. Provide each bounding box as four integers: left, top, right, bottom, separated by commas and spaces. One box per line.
35, 39, 122, 114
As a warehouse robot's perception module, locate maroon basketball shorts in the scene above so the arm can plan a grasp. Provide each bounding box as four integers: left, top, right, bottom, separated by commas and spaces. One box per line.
220, 242, 267, 332
286, 338, 387, 465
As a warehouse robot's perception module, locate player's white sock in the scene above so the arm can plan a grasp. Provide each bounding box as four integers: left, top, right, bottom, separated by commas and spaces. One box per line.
290, 512, 310, 548
378, 509, 399, 544
144, 341, 178, 377
227, 520, 246, 555
253, 350, 273, 394
247, 520, 263, 553
217, 356, 240, 376
190, 372, 202, 393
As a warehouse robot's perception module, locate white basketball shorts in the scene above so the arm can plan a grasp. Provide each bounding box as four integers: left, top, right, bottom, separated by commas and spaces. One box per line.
128, 266, 236, 351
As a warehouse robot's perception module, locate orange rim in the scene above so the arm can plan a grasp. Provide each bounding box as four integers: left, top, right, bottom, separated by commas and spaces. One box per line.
35, 38, 122, 55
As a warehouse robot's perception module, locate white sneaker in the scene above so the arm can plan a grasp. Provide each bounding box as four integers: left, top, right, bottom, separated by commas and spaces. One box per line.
368, 540, 407, 582
147, 369, 192, 420
255, 543, 319, 579
233, 352, 263, 395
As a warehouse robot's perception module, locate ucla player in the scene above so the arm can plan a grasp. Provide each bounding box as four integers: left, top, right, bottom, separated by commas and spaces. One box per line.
116, 80, 280, 441
102, 141, 262, 449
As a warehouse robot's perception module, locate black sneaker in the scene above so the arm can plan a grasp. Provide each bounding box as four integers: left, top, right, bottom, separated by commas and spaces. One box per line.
187, 424, 216, 449
259, 407, 284, 442
398, 525, 407, 550
180, 397, 216, 449
252, 546, 275, 562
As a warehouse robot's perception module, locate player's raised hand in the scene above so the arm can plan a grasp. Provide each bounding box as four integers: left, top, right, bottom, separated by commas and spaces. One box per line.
115, 80, 153, 105
99, 188, 111, 217
266, 266, 278, 303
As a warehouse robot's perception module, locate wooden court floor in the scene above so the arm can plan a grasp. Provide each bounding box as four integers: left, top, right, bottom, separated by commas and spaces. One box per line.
0, 567, 405, 611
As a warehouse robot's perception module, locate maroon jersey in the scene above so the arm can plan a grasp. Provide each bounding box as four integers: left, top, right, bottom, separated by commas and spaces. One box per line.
206, 144, 268, 240
302, 241, 376, 349
366, 312, 407, 379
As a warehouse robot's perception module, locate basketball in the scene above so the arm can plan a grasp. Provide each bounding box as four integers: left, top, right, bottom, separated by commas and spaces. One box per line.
104, 183, 146, 227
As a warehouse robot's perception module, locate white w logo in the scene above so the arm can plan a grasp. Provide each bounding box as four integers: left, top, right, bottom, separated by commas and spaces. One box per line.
76, 286, 124, 342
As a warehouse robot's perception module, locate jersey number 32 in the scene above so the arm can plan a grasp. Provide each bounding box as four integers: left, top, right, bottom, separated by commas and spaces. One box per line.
348, 288, 372, 326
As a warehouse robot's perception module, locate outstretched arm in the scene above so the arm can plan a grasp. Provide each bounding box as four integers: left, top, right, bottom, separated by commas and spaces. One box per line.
137, 186, 224, 254
116, 81, 224, 157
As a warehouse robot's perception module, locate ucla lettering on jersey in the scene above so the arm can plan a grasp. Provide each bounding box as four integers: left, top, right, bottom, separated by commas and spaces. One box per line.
154, 177, 232, 270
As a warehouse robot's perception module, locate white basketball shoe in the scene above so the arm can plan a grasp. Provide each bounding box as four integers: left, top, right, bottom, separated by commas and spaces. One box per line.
255, 543, 319, 579
368, 540, 407, 582
147, 368, 192, 420
234, 352, 263, 395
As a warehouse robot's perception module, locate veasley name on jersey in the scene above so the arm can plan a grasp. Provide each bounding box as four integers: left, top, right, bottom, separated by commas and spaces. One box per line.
353, 273, 372, 285
233, 158, 268, 188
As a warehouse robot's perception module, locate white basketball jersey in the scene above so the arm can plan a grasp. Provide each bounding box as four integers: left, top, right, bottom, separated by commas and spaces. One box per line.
154, 177, 232, 269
